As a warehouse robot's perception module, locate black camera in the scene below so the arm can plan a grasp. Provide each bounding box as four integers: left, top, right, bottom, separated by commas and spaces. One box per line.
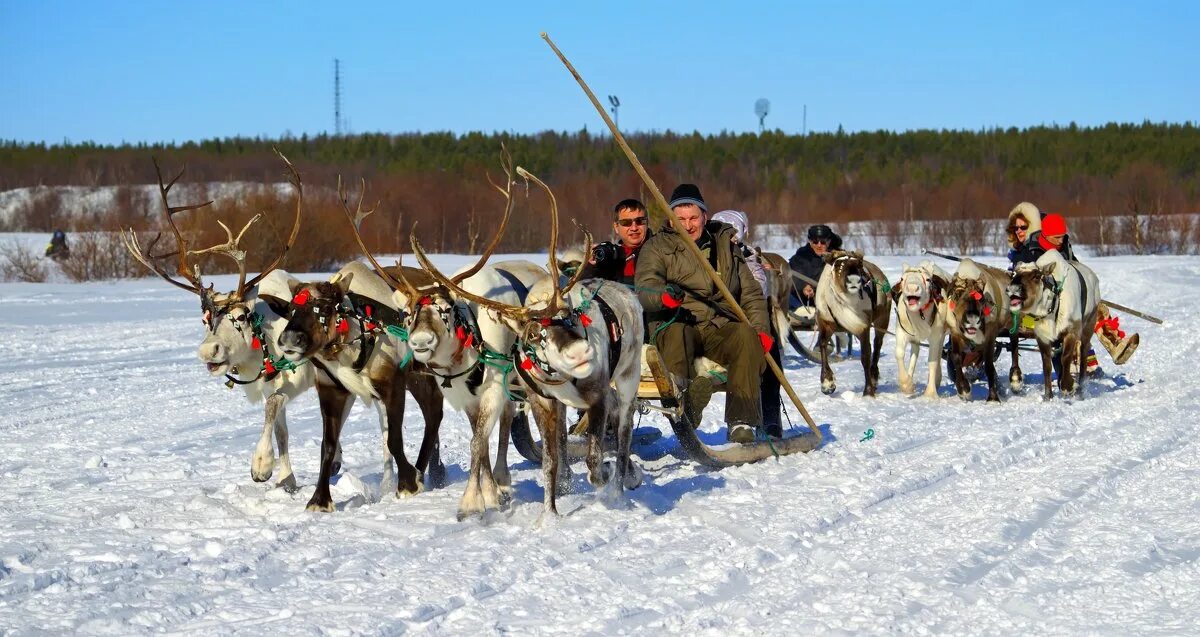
591, 242, 622, 265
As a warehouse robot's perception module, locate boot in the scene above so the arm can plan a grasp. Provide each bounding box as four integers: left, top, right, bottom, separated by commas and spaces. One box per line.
683, 375, 714, 429
1097, 330, 1139, 365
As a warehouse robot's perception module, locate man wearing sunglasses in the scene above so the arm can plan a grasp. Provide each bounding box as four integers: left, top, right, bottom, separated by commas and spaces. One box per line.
581, 198, 650, 285
788, 224, 843, 306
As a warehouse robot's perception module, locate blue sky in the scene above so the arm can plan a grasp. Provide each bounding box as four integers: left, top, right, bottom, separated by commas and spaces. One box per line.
1, 1, 1196, 145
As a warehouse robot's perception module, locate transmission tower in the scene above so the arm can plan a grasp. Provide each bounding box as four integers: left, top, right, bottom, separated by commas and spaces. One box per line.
608, 95, 621, 132
334, 59, 343, 136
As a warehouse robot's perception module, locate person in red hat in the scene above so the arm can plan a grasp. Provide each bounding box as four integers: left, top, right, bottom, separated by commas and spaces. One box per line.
1007, 207, 1138, 372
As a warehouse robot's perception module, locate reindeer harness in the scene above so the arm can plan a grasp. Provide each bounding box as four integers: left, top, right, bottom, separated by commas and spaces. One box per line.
513, 282, 625, 397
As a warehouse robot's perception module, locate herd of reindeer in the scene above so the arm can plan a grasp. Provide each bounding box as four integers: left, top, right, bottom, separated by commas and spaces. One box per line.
121, 151, 1106, 521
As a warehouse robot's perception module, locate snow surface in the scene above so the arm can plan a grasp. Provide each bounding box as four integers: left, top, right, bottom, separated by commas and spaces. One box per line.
0, 254, 1197, 635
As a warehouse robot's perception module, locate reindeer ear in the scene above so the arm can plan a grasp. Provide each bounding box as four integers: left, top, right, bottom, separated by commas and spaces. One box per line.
822, 253, 837, 265
931, 275, 949, 293
889, 283, 902, 303
259, 293, 292, 318
331, 272, 355, 297
1040, 262, 1056, 276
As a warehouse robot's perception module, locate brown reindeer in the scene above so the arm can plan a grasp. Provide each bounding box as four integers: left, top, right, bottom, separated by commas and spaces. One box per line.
944, 259, 1008, 402
814, 250, 892, 396
263, 182, 446, 512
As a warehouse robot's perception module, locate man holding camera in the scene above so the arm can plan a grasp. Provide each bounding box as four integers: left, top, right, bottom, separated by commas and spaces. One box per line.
581, 198, 651, 285
635, 184, 771, 443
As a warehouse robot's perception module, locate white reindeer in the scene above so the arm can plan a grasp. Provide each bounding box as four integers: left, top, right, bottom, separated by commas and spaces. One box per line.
1008, 251, 1101, 400
891, 260, 951, 398
420, 170, 644, 516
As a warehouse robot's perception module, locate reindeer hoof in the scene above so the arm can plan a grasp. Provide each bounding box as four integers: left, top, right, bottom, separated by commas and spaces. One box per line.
987, 394, 1001, 403
426, 462, 448, 489
276, 474, 299, 493
957, 391, 971, 402
623, 463, 644, 490
395, 480, 425, 499
305, 499, 334, 513
821, 382, 837, 396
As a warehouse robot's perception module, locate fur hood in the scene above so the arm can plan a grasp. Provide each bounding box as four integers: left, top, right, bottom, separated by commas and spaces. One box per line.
1006, 202, 1042, 248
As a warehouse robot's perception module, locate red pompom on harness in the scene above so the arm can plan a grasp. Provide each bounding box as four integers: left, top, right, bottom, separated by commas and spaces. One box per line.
251, 336, 262, 350
540, 318, 552, 327
520, 356, 534, 371
336, 318, 349, 334
982, 306, 992, 316
418, 296, 432, 306
264, 359, 277, 374
579, 312, 592, 327
292, 289, 310, 306
969, 290, 983, 301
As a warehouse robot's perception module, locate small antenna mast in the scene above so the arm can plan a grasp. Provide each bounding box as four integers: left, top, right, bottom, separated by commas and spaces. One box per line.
608, 95, 621, 132
754, 98, 770, 133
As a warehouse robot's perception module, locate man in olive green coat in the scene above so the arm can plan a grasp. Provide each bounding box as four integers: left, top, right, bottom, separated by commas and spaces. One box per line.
635, 183, 773, 443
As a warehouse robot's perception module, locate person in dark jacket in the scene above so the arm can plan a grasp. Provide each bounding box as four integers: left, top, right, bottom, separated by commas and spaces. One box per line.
635, 184, 771, 443
580, 198, 650, 285
45, 229, 70, 261
787, 224, 842, 307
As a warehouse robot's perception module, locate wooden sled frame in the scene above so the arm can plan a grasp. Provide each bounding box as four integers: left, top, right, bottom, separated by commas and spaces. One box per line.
510, 345, 820, 469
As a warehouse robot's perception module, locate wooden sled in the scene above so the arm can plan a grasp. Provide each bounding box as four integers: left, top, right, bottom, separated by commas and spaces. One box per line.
511, 345, 820, 469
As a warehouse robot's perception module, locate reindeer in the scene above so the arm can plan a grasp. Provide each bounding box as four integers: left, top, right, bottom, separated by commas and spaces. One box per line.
264, 182, 449, 512
415, 168, 644, 516
120, 152, 340, 493
891, 261, 951, 398
815, 250, 892, 396
1008, 250, 1101, 400
341, 158, 548, 520
944, 259, 1008, 402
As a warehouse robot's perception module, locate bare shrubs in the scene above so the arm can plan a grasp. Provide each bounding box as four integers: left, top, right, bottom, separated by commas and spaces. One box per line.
57, 232, 149, 282
0, 239, 49, 282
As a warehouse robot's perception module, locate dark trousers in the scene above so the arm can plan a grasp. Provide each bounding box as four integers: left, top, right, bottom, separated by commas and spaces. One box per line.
656, 321, 765, 426
761, 337, 782, 427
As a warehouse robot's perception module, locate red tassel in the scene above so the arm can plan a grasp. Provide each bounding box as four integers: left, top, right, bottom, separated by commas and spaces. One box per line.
948, 301, 955, 310
292, 289, 310, 306
983, 306, 991, 316
419, 296, 432, 306
463, 333, 474, 349
251, 336, 262, 350
264, 359, 276, 374
336, 318, 349, 334
540, 318, 551, 327
456, 326, 467, 342
970, 290, 982, 301
579, 313, 592, 327
365, 306, 373, 318
365, 322, 376, 331
520, 357, 534, 370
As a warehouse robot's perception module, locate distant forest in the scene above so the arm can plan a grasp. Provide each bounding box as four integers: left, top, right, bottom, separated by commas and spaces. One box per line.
2, 122, 1197, 270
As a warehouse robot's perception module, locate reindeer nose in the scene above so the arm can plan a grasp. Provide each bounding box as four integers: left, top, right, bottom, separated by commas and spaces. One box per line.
198, 341, 223, 361
279, 330, 309, 353
409, 332, 436, 351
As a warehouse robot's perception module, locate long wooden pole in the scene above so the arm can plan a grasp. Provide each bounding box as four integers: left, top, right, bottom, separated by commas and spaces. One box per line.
541, 32, 821, 439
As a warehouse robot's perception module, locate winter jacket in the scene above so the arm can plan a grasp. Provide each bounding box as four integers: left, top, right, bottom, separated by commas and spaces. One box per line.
1006, 203, 1075, 266
635, 221, 769, 336
579, 240, 644, 286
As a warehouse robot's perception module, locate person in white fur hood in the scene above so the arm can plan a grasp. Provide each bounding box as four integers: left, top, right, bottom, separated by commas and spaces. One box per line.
709, 209, 783, 439
710, 210, 769, 298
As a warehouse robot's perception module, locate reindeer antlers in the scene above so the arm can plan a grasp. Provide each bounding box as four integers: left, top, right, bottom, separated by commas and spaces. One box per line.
337, 175, 422, 302
449, 144, 517, 285
122, 148, 303, 300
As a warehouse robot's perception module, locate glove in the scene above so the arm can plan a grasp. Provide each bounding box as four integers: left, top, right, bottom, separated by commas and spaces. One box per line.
662, 284, 684, 309
758, 331, 774, 354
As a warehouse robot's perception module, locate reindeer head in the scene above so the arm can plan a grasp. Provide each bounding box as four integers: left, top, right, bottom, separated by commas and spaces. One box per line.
947, 274, 996, 344
823, 250, 873, 297
895, 262, 948, 314
267, 274, 355, 362
1008, 262, 1059, 318
121, 150, 302, 379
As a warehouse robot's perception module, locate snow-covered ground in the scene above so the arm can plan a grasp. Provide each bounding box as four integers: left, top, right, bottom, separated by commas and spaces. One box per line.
1, 254, 1196, 635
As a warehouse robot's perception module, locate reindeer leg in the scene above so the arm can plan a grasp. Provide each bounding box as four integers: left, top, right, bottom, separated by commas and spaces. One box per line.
273, 399, 298, 493
1008, 332, 1024, 392
493, 402, 514, 501
949, 336, 971, 400
618, 393, 642, 491
384, 377, 424, 498
984, 340, 1000, 402
1039, 341, 1054, 400
458, 404, 487, 521
307, 382, 353, 512
870, 323, 885, 388
859, 327, 875, 397
530, 394, 561, 517
818, 319, 837, 395
584, 400, 609, 488
1060, 333, 1078, 397
372, 401, 395, 497
924, 324, 944, 399
252, 392, 282, 483
895, 331, 915, 395
1077, 330, 1092, 399
409, 374, 446, 489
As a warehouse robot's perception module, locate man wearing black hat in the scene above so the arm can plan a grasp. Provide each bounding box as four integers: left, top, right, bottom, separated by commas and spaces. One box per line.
788, 224, 842, 306
634, 183, 771, 443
